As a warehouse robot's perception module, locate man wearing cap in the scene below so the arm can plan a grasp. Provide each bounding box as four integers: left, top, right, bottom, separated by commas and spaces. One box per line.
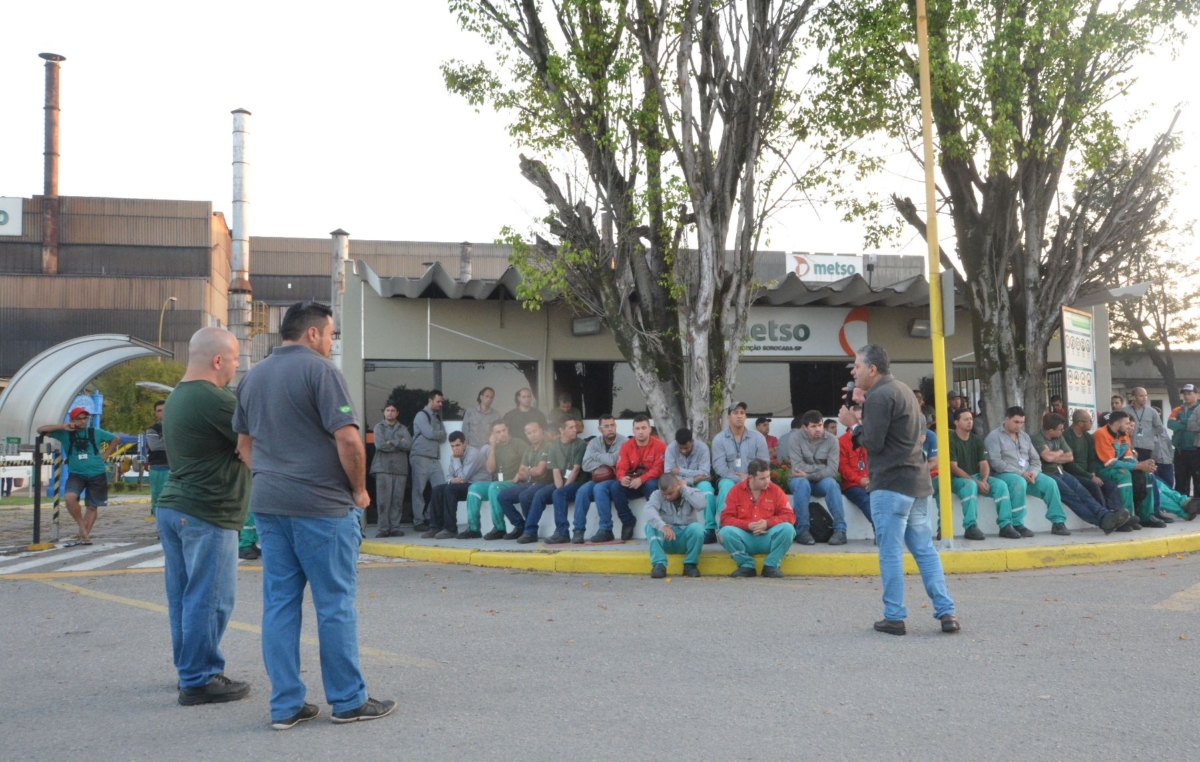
947, 390, 964, 415
1169, 384, 1200, 497
38, 407, 121, 545
664, 428, 717, 541
755, 417, 779, 463
711, 402, 769, 538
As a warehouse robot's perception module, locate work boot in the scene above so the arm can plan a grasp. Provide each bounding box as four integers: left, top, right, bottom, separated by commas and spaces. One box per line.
457, 530, 483, 540
238, 544, 261, 560
1099, 510, 1127, 535
483, 528, 506, 541
795, 529, 816, 545
682, 563, 700, 578
828, 530, 847, 546
1153, 511, 1175, 524
650, 564, 667, 579
621, 518, 637, 541
963, 525, 986, 541
516, 533, 538, 544
1015, 525, 1035, 538
703, 529, 717, 545
1127, 519, 1143, 530
998, 525, 1022, 540
1183, 497, 1199, 520
571, 531, 585, 544
503, 527, 525, 540
1115, 523, 1134, 533
729, 567, 756, 578
413, 523, 430, 533
435, 529, 457, 540
940, 614, 961, 633
1050, 523, 1071, 536
760, 566, 784, 579
1141, 515, 1167, 529
544, 533, 571, 544
588, 529, 615, 543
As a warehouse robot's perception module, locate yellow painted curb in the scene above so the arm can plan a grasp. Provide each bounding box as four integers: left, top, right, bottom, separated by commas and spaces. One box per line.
354, 531, 1200, 576
471, 551, 558, 572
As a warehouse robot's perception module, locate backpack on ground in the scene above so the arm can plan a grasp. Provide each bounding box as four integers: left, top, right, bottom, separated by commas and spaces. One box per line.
808, 501, 835, 543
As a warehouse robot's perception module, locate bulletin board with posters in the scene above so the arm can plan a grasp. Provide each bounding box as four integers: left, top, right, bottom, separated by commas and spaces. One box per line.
1060, 306, 1097, 426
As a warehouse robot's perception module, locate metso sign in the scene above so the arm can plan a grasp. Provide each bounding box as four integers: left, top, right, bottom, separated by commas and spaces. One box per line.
743, 307, 869, 357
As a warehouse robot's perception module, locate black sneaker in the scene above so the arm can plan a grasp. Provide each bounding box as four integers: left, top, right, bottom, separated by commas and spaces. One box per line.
940, 614, 961, 633
271, 703, 319, 730
571, 531, 585, 544
1051, 522, 1071, 536
178, 673, 251, 706
873, 619, 906, 636
331, 697, 397, 724
238, 544, 261, 560
1015, 525, 1035, 538
434, 529, 457, 540
795, 529, 816, 545
1153, 511, 1175, 524
963, 525, 986, 541
760, 566, 784, 579
682, 563, 700, 578
516, 533, 538, 544
412, 523, 430, 533
998, 525, 1022, 539
544, 534, 571, 544
457, 530, 483, 540
483, 528, 506, 540
729, 567, 756, 578
650, 563, 667, 579
587, 529, 615, 543
420, 529, 439, 539
503, 527, 525, 540
703, 529, 717, 545
621, 519, 637, 541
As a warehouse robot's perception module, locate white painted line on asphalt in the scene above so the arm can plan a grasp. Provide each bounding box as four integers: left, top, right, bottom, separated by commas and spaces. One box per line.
59, 544, 163, 571
0, 543, 132, 575
1153, 582, 1200, 612
129, 556, 165, 569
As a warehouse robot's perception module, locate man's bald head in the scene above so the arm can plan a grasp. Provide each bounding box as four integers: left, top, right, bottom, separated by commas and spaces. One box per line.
184, 327, 239, 386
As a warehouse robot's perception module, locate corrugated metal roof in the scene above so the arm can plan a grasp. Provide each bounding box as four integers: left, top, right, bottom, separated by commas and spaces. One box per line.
357, 261, 950, 308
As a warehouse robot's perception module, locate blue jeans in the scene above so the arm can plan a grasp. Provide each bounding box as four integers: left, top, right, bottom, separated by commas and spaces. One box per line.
519, 483, 557, 536
551, 481, 584, 536
156, 507, 238, 689
790, 477, 847, 531
841, 486, 873, 526
572, 481, 600, 532
1047, 473, 1106, 526
255, 509, 368, 722
873, 491, 954, 622
497, 483, 549, 532
594, 479, 657, 530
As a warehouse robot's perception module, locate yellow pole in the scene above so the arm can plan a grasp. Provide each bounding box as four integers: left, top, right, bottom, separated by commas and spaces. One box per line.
157, 296, 177, 361
915, 0, 955, 541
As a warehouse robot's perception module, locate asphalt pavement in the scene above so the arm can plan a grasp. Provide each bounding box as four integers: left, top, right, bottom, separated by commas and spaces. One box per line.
2, 553, 1199, 761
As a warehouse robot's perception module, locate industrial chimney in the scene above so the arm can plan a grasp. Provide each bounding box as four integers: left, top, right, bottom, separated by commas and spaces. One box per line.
229, 109, 254, 377
330, 228, 350, 369
40, 53, 65, 275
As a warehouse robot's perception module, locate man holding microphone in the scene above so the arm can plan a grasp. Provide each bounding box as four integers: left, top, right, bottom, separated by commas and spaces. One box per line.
839, 344, 959, 636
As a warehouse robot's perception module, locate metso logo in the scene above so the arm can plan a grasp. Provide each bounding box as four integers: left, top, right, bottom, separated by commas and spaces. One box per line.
793, 255, 857, 278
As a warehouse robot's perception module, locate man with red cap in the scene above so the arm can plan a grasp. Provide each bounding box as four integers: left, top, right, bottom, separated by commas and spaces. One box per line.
38, 406, 120, 545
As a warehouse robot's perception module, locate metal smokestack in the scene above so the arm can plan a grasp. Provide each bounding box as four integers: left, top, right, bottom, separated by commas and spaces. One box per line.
459, 241, 473, 283
330, 228, 350, 369
229, 108, 253, 377
40, 53, 65, 275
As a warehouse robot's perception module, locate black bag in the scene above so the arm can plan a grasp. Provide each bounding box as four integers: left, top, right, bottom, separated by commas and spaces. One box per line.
808, 501, 835, 543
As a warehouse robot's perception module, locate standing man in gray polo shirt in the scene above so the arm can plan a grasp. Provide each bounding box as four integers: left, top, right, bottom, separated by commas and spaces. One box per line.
233, 301, 395, 730
410, 390, 447, 533
1125, 387, 1165, 462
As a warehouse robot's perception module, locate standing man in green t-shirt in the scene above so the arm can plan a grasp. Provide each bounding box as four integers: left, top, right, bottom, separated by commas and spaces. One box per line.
156, 327, 252, 707
38, 407, 120, 545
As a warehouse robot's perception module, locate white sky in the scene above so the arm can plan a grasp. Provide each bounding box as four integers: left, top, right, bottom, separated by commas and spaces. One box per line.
0, 1, 1195, 257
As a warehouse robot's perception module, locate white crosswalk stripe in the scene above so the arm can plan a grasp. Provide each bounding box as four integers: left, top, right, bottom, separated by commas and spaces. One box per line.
0, 543, 132, 575
59, 544, 164, 571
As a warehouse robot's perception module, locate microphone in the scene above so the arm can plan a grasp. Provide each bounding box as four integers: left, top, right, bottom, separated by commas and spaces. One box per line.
843, 381, 855, 403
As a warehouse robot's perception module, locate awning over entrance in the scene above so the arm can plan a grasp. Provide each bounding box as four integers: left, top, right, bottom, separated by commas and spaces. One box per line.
0, 335, 172, 443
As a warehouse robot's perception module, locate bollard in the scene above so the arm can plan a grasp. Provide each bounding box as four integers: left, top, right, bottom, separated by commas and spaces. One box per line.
28, 435, 53, 551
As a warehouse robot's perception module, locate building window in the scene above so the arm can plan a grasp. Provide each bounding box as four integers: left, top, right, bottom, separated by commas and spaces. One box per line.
363, 360, 538, 428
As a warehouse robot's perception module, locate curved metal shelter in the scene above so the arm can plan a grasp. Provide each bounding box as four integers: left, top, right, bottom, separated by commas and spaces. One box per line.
0, 334, 172, 443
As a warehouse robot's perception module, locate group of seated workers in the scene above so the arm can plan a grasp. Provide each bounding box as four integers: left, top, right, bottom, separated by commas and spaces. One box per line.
948, 406, 1197, 540
413, 399, 1198, 577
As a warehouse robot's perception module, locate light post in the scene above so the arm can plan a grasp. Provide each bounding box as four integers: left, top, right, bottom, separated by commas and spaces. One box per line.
157, 296, 177, 360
